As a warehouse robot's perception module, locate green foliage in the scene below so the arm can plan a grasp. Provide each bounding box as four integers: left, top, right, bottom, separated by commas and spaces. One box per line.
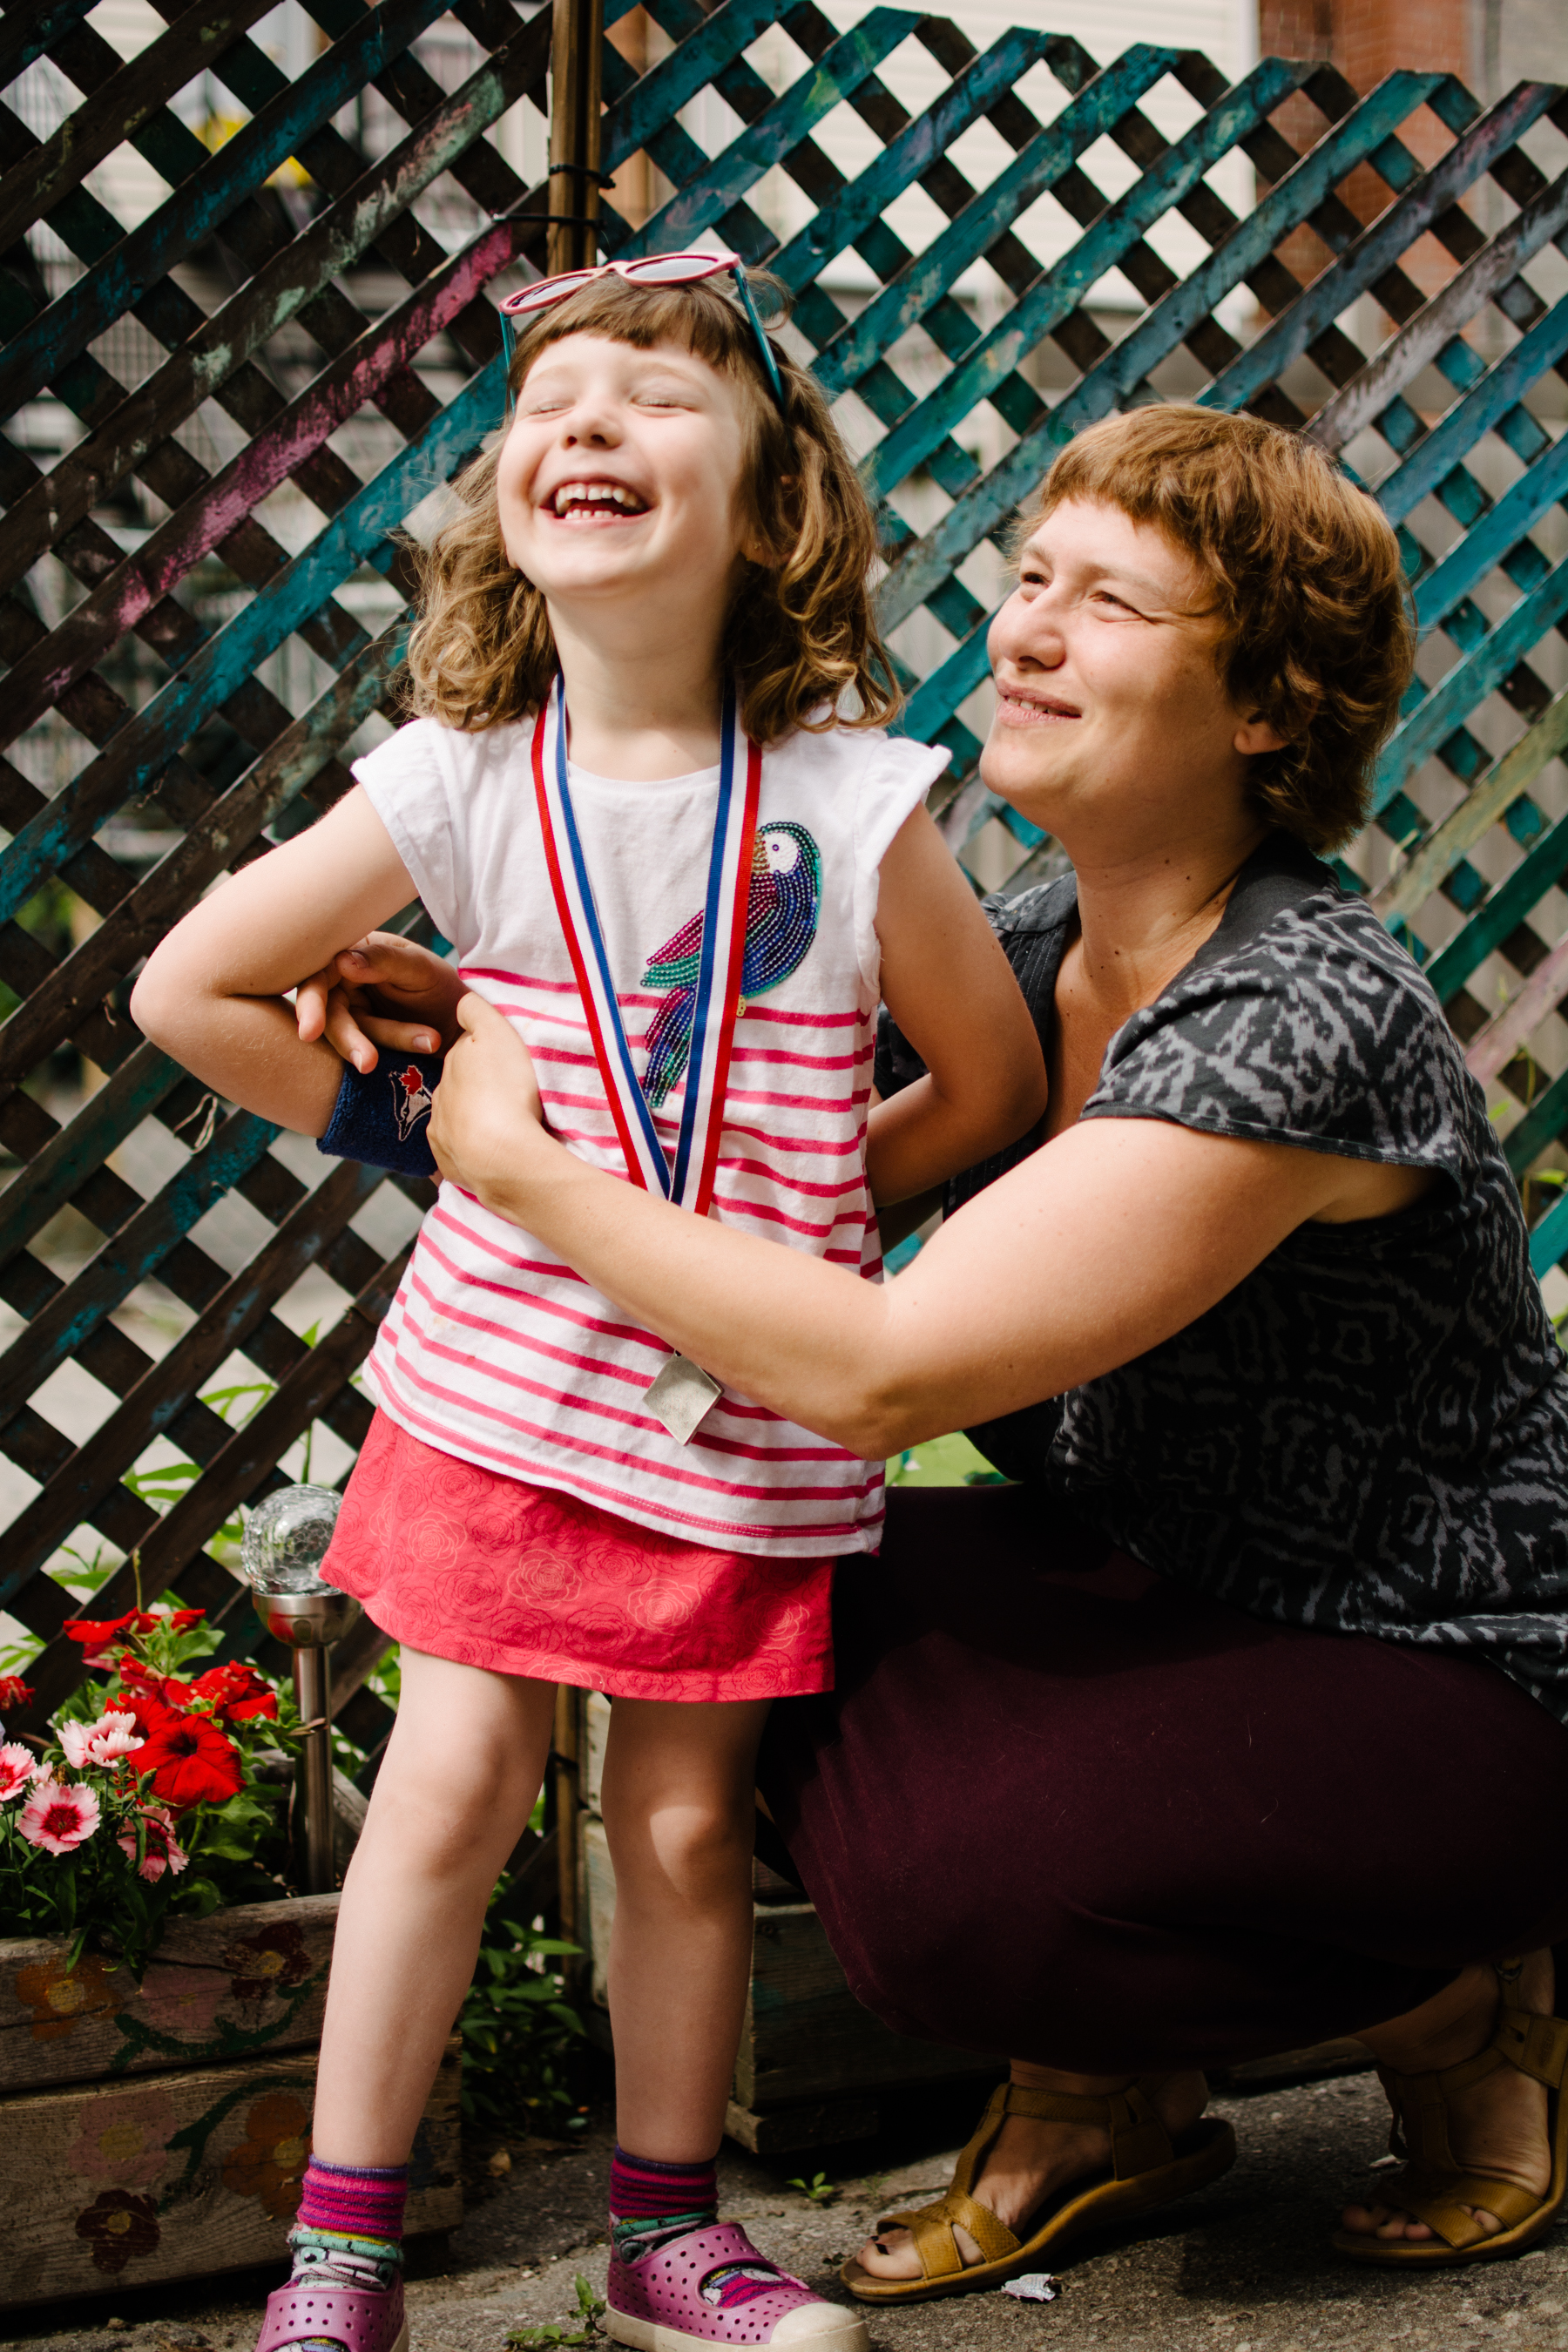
888, 1430, 1008, 1487
461, 1866, 586, 2138
787, 2171, 839, 2206
505, 2275, 605, 2347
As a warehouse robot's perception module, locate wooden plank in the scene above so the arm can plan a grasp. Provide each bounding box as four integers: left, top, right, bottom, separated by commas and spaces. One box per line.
0, 1160, 384, 1607
0, 0, 99, 86
1308, 165, 1568, 457
0, 0, 463, 428
724, 2095, 881, 2154
885, 68, 1443, 651
0, 6, 549, 596
0, 0, 281, 261
1373, 547, 1568, 814
0, 1109, 280, 1460
1372, 683, 1568, 926
618, 9, 924, 257
1, 206, 534, 748
14, 1243, 411, 1729
3, 2036, 460, 2306
0, 1043, 183, 1275
0, 367, 500, 935
1200, 82, 1560, 419
738, 1903, 995, 2110
0, 1896, 341, 2098
0, 625, 407, 1089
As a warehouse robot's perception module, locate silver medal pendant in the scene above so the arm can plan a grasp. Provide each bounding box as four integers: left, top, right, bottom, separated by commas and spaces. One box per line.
644, 1353, 722, 1444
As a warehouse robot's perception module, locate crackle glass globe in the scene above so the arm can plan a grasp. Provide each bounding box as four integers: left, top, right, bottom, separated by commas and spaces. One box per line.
240, 1484, 344, 1595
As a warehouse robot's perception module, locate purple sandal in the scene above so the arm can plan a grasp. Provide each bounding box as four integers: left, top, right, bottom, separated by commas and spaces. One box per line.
606, 2220, 868, 2349
255, 2276, 409, 2352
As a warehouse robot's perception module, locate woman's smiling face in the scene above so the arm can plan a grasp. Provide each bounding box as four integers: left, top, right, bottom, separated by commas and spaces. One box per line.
982, 496, 1281, 849
496, 331, 756, 616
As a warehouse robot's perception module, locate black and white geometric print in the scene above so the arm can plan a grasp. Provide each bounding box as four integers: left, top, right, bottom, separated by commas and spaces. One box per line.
886, 832, 1568, 1725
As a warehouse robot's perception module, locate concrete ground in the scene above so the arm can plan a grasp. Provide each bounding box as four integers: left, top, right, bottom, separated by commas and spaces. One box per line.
9, 2068, 1568, 2352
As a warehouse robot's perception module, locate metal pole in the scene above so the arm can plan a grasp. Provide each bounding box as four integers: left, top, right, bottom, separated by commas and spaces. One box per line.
549, 0, 603, 275
554, 1684, 582, 1985
294, 1647, 335, 1896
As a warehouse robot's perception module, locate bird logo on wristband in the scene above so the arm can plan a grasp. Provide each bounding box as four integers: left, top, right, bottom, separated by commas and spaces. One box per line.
391, 1063, 435, 1144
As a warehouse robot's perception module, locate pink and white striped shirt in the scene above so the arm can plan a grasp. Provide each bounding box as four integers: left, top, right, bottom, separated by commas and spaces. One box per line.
354, 714, 947, 1557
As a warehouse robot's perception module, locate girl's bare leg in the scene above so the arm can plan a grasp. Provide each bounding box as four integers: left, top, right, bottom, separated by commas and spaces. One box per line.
598, 1696, 772, 2159
312, 1648, 558, 2164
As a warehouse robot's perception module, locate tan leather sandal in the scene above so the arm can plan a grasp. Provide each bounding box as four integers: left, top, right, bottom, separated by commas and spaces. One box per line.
838, 2076, 1236, 2304
1333, 1989, 1568, 2267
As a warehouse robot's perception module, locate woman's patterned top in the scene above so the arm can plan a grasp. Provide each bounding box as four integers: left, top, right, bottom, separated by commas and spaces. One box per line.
879, 831, 1568, 1721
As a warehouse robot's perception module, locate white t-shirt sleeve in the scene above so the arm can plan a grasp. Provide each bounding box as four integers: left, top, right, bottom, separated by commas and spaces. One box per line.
852, 733, 952, 992
352, 719, 463, 943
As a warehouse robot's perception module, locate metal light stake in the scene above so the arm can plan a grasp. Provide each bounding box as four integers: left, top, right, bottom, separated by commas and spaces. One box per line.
240, 1485, 361, 1896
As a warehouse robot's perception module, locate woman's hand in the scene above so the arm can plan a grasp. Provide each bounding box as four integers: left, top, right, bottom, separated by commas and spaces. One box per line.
296, 933, 464, 1074
429, 991, 551, 1206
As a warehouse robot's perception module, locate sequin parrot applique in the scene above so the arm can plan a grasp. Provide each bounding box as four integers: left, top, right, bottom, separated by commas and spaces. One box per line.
639, 821, 822, 1110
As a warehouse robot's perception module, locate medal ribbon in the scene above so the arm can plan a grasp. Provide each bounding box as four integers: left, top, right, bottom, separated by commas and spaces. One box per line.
532, 675, 760, 1220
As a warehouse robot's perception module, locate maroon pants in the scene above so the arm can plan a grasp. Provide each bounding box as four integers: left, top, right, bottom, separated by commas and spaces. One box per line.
755, 1483, 1568, 2074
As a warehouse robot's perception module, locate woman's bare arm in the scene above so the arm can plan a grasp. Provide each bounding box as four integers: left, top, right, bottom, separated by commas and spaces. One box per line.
130, 789, 418, 1134
866, 808, 1046, 1205
429, 991, 1410, 1458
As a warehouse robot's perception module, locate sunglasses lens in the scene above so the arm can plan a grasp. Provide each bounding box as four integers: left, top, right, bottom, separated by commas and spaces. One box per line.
503, 268, 597, 314
623, 253, 733, 284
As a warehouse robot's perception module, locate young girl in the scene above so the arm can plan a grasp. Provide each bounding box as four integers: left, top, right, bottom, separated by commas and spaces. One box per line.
132, 256, 1046, 2352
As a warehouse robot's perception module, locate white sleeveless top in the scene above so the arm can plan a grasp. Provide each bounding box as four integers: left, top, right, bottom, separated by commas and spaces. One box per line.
352, 713, 947, 1557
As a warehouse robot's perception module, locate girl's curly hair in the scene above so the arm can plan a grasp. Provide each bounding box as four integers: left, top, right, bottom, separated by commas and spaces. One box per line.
1021, 404, 1416, 855
403, 271, 898, 746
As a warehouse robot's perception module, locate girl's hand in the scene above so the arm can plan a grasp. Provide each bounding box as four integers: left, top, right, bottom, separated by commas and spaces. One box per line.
295, 933, 464, 1074
429, 992, 551, 1208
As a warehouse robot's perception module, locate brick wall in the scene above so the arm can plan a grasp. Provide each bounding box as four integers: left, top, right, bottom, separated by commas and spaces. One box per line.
1257, 0, 1477, 306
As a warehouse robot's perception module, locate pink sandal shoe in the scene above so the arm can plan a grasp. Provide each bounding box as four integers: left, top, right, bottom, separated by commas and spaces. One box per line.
606, 2220, 868, 2349
255, 2275, 409, 2352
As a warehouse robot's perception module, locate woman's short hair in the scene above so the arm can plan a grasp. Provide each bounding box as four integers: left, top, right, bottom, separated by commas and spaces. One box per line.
1022, 405, 1416, 854
403, 272, 898, 746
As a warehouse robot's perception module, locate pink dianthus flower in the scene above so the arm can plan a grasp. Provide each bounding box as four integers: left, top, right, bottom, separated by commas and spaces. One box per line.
19, 1776, 100, 1853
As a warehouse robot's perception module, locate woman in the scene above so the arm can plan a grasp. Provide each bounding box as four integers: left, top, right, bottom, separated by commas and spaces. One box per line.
357, 403, 1568, 2291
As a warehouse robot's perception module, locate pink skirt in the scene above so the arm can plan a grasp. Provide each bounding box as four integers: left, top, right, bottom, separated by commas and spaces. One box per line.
321, 1410, 835, 1701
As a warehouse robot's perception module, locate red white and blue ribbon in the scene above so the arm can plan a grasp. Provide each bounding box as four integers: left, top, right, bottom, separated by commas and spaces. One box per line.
532, 674, 760, 1221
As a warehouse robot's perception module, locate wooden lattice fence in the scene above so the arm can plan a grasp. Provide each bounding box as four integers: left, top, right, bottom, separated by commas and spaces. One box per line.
1, 0, 1565, 1763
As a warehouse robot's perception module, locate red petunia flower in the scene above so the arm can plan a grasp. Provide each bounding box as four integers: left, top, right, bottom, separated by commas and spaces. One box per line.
0, 1673, 35, 1710
114, 1693, 176, 1744
63, 1611, 159, 1647
189, 1663, 279, 1724
136, 1713, 243, 1811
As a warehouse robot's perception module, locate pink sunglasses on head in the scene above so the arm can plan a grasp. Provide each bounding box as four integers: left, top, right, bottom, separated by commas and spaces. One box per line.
497, 249, 787, 409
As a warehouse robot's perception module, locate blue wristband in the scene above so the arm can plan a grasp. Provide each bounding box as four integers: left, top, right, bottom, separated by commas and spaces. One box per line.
316, 1051, 443, 1179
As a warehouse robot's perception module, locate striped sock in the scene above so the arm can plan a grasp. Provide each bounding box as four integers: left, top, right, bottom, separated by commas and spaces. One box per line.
609, 2146, 718, 2264
288, 2158, 407, 2293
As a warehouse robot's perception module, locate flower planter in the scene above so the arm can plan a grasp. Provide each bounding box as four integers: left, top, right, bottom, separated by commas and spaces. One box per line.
1, 1892, 461, 2308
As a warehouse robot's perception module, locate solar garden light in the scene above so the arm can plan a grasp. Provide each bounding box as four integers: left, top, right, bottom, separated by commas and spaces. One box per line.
241, 1484, 360, 1895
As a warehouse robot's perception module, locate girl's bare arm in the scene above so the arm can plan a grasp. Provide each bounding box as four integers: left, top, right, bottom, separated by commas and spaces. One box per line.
866, 808, 1046, 1206
130, 789, 419, 1134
